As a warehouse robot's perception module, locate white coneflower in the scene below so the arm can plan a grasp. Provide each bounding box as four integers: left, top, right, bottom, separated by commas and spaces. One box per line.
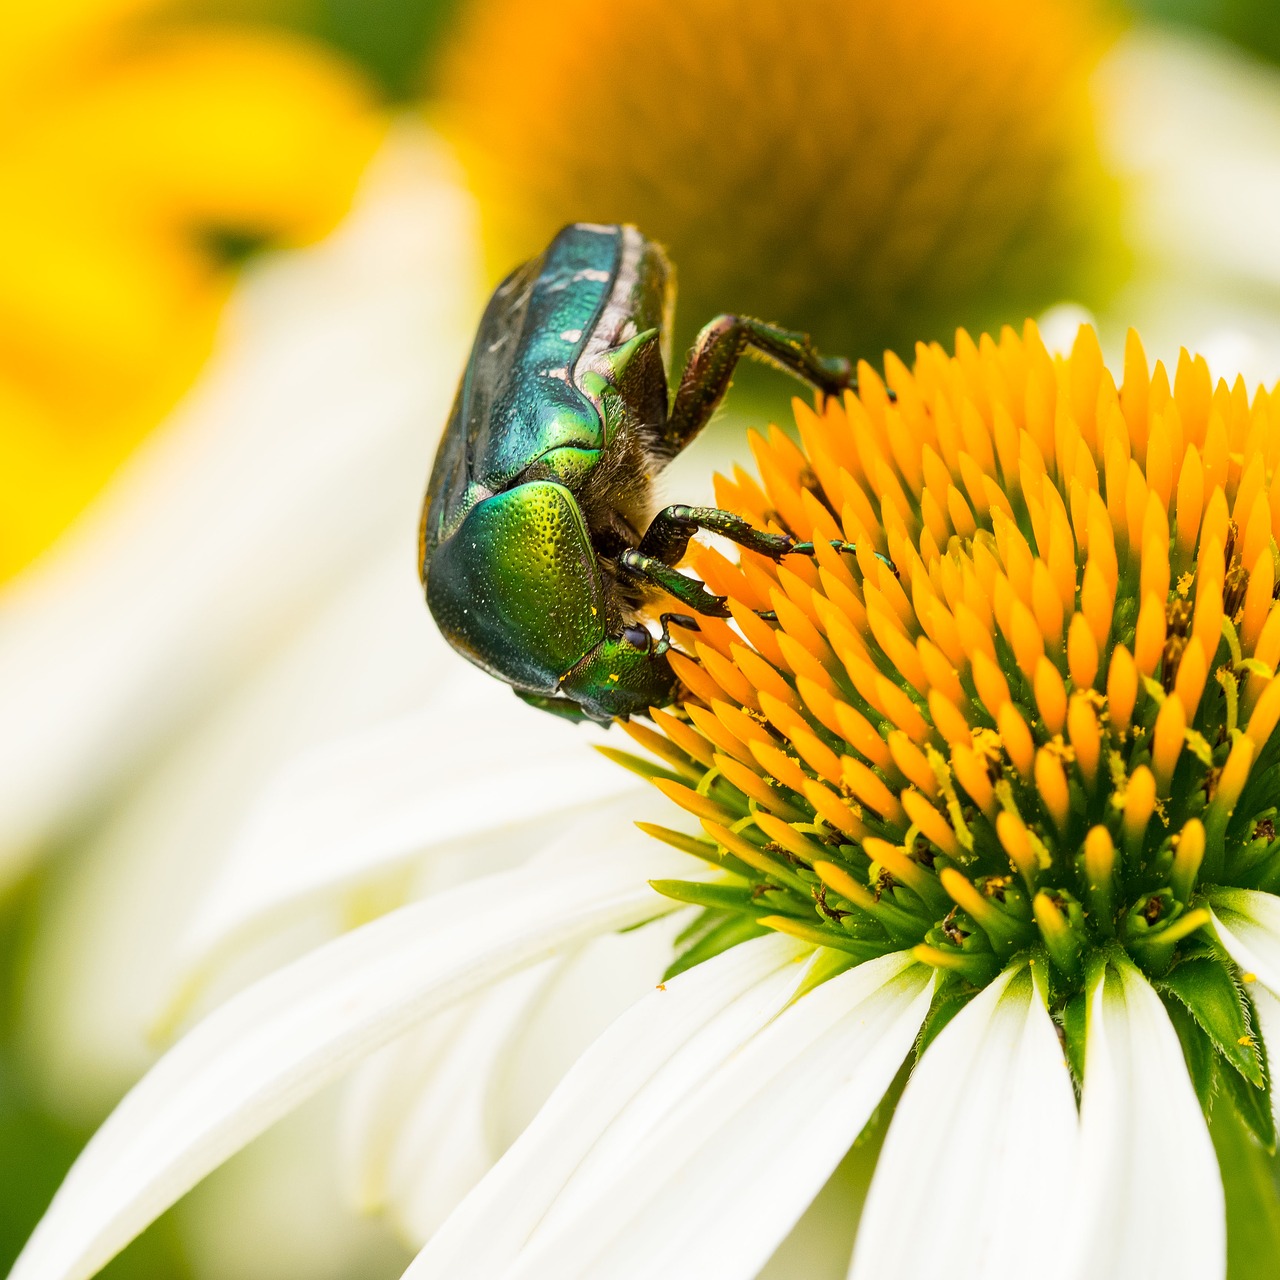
15, 321, 1280, 1280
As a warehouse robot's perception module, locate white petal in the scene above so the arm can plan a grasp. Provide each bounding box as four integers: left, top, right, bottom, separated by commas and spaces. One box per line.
20, 540, 448, 1120
1062, 956, 1225, 1280
175, 671, 630, 980
339, 999, 475, 1216
1212, 888, 1280, 998
9, 836, 687, 1280
0, 124, 481, 879
371, 912, 688, 1246
406, 933, 818, 1279
849, 962, 1077, 1280
505, 952, 932, 1280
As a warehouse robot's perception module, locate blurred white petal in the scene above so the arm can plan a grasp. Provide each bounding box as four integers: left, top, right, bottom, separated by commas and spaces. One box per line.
1212, 888, 1280, 999
9, 825, 693, 1280
180, 1085, 411, 1280
849, 963, 1077, 1280
176, 669, 630, 984
19, 539, 444, 1118
1063, 956, 1224, 1280
366, 912, 686, 1246
407, 932, 818, 1279
1098, 28, 1280, 383
0, 121, 482, 881
502, 952, 931, 1280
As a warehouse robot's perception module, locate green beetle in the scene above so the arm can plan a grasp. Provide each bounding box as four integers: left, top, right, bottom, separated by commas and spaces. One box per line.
420, 222, 856, 723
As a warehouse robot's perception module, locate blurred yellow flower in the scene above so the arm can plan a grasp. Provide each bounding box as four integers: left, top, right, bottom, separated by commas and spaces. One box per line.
440, 0, 1125, 364
0, 1, 383, 580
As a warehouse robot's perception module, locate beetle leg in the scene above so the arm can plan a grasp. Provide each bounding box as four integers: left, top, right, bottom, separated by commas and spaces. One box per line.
638, 504, 796, 564
618, 549, 731, 617
638, 506, 898, 578
652, 611, 700, 657
660, 315, 852, 456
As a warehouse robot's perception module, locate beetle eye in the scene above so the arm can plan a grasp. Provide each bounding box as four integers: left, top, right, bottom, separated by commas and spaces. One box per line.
623, 624, 652, 652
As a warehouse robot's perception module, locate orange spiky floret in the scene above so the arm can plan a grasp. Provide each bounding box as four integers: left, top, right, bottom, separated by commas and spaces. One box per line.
636, 320, 1280, 996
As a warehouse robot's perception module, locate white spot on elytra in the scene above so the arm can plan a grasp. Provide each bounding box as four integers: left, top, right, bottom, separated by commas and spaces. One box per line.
538, 367, 569, 381
574, 269, 610, 283
561, 329, 582, 342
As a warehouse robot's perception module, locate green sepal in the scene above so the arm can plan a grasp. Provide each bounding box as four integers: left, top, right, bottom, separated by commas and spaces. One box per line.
1217, 1053, 1277, 1154
1165, 997, 1217, 1113
649, 878, 806, 918
1059, 989, 1088, 1089
915, 975, 979, 1058
1208, 1061, 1280, 1280
594, 746, 686, 785
1158, 955, 1266, 1088
663, 913, 768, 980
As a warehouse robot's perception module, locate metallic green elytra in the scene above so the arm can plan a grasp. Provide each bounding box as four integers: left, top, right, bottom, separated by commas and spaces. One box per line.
420, 222, 855, 723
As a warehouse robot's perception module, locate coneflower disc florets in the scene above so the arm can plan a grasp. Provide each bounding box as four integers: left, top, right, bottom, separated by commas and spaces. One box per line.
622, 322, 1280, 1130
